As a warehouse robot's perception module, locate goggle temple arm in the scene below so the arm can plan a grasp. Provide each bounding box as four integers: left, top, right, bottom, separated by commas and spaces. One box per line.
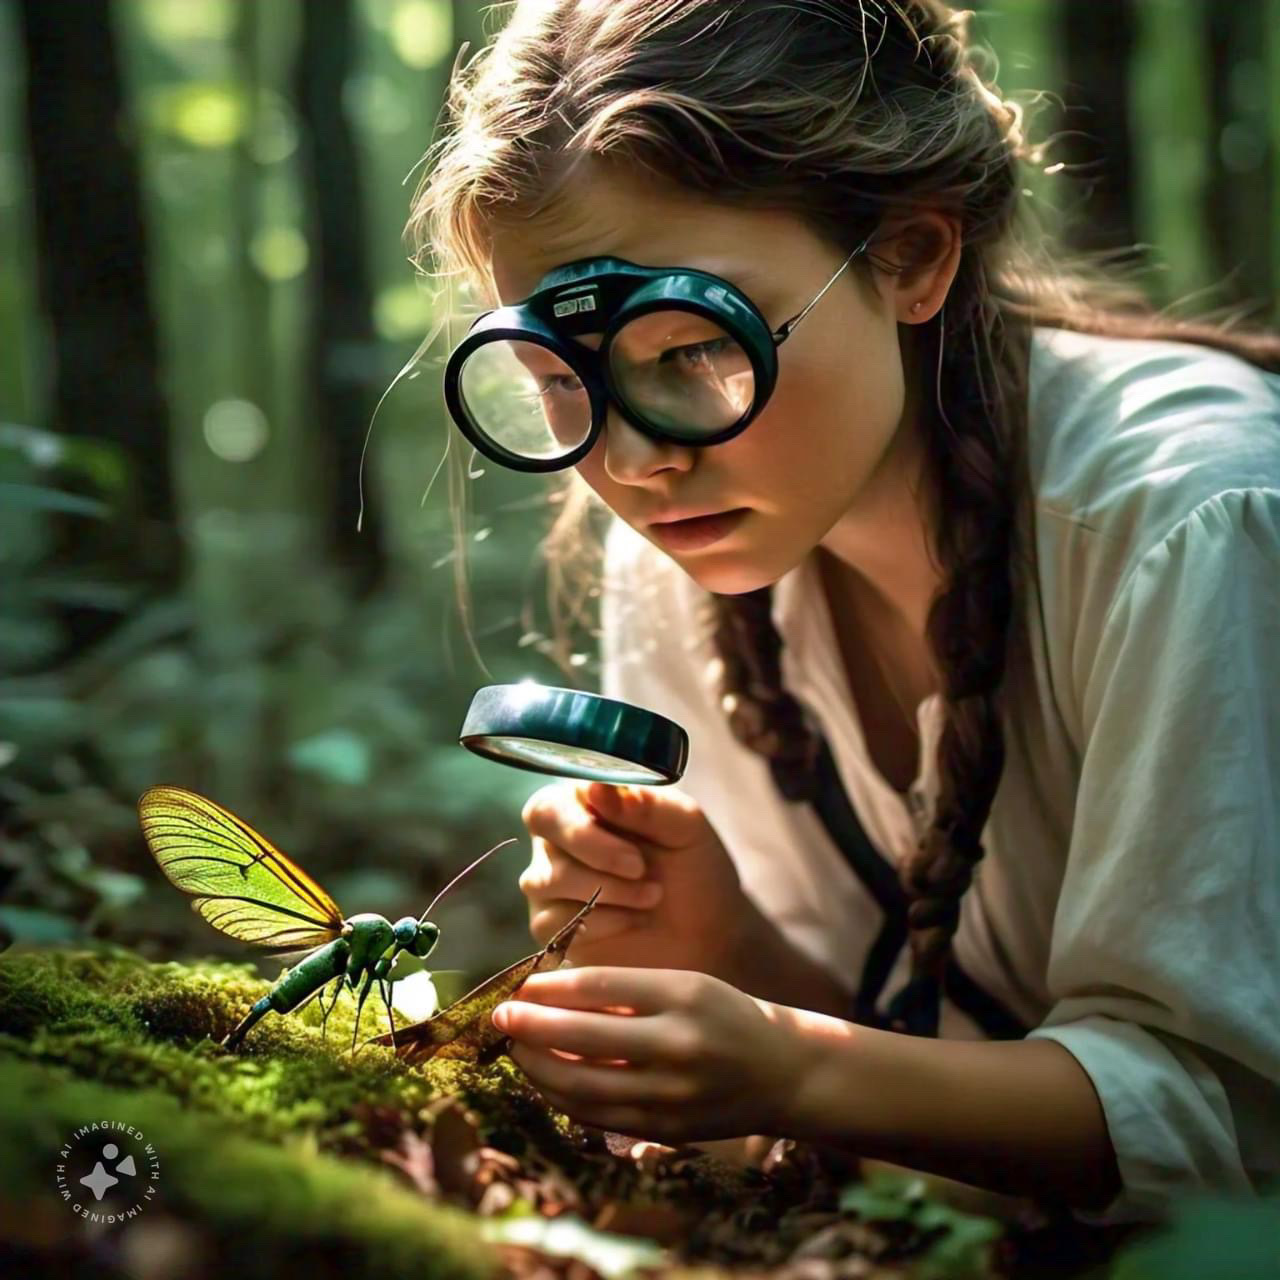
770, 230, 877, 346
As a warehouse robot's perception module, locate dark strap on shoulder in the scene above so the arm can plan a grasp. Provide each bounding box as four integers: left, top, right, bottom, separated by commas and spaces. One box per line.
784, 733, 1028, 1041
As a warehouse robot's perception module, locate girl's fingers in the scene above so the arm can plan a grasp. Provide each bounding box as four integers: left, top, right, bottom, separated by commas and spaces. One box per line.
509, 1042, 686, 1105
522, 789, 647, 879
529, 902, 654, 947
495, 1001, 668, 1063
507, 965, 682, 1015
520, 844, 663, 912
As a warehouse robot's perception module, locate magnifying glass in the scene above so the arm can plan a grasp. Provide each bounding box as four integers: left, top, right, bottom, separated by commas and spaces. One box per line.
458, 682, 688, 786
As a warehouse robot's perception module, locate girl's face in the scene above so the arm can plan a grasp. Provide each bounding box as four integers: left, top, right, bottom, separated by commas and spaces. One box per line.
487, 165, 940, 597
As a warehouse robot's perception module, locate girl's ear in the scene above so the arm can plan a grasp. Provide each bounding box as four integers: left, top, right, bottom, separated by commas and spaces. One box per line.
874, 209, 963, 322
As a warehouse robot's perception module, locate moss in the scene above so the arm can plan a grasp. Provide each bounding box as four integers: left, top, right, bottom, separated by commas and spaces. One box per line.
0, 1056, 491, 1280
0, 944, 544, 1278
0, 945, 460, 1147
0, 944, 757, 1277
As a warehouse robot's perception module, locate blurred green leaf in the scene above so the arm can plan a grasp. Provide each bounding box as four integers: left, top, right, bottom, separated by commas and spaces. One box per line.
388, 0, 452, 69
0, 617, 65, 671
0, 483, 107, 518
0, 906, 82, 945
287, 729, 374, 786
1111, 1196, 1280, 1280
839, 1178, 922, 1221
913, 1202, 1003, 1279
27, 577, 139, 611
0, 695, 87, 749
144, 83, 249, 149
839, 1171, 1001, 1279
0, 423, 127, 492
50, 846, 146, 911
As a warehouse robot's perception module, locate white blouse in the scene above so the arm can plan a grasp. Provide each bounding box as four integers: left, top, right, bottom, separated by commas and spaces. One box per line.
595, 324, 1280, 1223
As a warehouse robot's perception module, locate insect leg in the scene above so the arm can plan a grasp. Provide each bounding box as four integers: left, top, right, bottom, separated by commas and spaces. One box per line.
378, 977, 397, 1051
319, 974, 344, 1041
349, 969, 378, 1057
223, 995, 272, 1049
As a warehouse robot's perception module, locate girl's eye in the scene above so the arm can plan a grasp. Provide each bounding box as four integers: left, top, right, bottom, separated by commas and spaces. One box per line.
660, 338, 734, 368
536, 373, 584, 395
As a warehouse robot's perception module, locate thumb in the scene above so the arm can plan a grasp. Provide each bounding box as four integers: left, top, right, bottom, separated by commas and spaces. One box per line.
577, 780, 705, 849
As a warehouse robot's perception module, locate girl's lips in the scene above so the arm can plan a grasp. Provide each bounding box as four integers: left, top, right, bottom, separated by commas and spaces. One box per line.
647, 508, 749, 551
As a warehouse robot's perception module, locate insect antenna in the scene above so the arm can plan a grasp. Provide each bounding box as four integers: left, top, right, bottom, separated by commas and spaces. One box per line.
417, 836, 519, 925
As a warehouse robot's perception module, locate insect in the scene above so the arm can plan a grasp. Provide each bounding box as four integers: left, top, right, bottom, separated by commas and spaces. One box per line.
137, 784, 517, 1054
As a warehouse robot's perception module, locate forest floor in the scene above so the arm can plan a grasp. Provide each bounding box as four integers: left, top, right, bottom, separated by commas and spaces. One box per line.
0, 946, 1155, 1280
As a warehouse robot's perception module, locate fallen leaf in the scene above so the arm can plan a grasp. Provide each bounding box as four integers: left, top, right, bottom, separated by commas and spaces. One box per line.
380, 1128, 439, 1197
368, 892, 599, 1064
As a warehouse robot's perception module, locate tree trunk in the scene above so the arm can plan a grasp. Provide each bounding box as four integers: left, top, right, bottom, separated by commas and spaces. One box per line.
295, 0, 386, 594
15, 0, 177, 642
1056, 0, 1138, 254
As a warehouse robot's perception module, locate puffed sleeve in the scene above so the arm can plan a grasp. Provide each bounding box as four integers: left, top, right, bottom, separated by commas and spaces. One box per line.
1026, 487, 1280, 1222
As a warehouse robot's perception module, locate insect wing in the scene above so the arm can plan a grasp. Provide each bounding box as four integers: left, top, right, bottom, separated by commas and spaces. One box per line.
369, 890, 600, 1064
138, 785, 344, 950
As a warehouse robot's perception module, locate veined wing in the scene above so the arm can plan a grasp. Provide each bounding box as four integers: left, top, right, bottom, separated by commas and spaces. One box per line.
138, 785, 344, 950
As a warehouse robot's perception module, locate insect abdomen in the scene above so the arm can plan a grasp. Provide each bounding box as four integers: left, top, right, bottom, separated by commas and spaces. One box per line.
268, 938, 349, 1013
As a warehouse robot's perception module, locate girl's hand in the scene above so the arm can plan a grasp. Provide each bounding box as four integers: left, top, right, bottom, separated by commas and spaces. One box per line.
492, 966, 801, 1144
518, 780, 763, 982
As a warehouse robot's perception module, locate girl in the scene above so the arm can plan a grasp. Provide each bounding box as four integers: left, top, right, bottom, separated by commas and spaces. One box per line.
413, 0, 1280, 1223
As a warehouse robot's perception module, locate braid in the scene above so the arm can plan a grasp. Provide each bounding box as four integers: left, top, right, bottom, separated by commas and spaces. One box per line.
700, 588, 822, 803
900, 257, 1028, 995
702, 258, 1030, 1032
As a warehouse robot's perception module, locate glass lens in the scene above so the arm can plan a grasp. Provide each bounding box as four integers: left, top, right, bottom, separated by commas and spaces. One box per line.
458, 339, 592, 462
469, 734, 670, 785
608, 310, 755, 437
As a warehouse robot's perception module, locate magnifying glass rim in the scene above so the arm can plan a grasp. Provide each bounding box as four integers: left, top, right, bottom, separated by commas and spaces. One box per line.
458, 683, 689, 785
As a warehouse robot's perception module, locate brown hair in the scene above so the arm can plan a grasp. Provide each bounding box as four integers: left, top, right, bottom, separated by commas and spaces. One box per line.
410, 0, 1280, 1028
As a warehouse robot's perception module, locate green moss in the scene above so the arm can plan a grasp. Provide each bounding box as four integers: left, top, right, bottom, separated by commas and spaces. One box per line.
0, 1057, 491, 1280
0, 944, 544, 1278
0, 945, 463, 1147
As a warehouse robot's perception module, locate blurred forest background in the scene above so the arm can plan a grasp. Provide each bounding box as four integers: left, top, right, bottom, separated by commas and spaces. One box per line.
1, 0, 1277, 981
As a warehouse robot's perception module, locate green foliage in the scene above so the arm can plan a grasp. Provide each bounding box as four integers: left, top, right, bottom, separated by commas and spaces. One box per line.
1110, 1196, 1280, 1280
0, 0, 571, 982
0, 423, 128, 674
838, 1171, 1003, 1279
0, 556, 553, 974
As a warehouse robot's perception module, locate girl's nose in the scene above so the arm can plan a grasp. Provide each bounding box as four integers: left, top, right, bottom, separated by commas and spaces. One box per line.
600, 404, 695, 485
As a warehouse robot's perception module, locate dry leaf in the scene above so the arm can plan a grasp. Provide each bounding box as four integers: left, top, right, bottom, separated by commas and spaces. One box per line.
367, 891, 600, 1065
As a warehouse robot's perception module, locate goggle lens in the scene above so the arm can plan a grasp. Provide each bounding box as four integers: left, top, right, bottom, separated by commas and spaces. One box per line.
607, 310, 755, 438
456, 311, 756, 462
458, 338, 592, 463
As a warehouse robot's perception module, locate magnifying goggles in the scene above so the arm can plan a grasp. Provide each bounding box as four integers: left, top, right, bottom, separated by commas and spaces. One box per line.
443, 229, 876, 473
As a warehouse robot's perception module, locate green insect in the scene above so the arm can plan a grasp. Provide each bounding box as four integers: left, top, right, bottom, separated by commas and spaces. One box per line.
138, 784, 514, 1053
